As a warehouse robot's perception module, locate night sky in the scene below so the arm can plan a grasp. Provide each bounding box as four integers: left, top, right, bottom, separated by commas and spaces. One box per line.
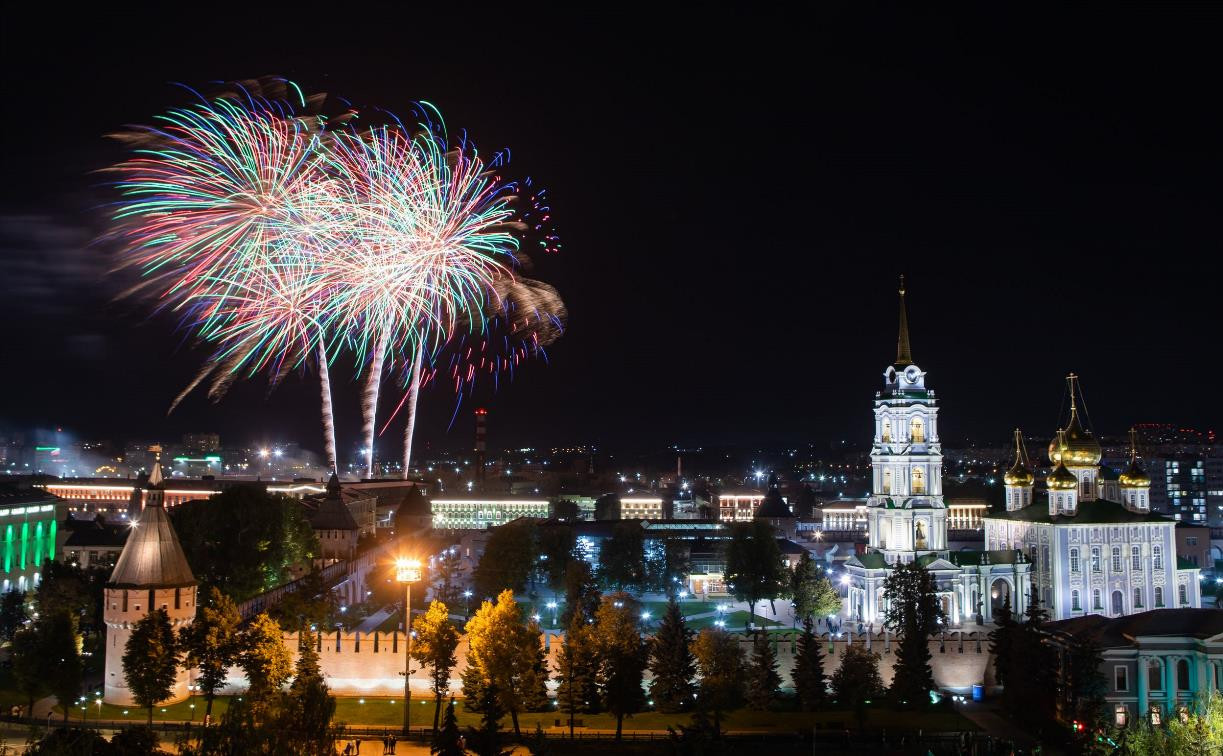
3, 6, 1221, 456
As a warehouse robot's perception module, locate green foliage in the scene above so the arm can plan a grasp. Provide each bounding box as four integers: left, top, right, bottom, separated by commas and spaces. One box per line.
238, 611, 293, 705
1125, 691, 1223, 756
412, 600, 461, 730
467, 682, 510, 756
1065, 636, 1109, 730
28, 727, 113, 755
597, 522, 645, 591
644, 540, 690, 595
10, 624, 45, 716
745, 631, 781, 710
724, 520, 786, 626
881, 561, 944, 707
41, 609, 83, 722
170, 486, 319, 602
122, 608, 179, 725
987, 593, 1015, 688
432, 698, 465, 756
269, 568, 338, 631
472, 520, 538, 599
36, 561, 107, 634
280, 629, 338, 756
556, 608, 601, 731
831, 644, 884, 730
690, 627, 744, 733
559, 559, 600, 627
536, 524, 575, 595
793, 617, 827, 711
110, 726, 166, 755
789, 552, 839, 621
592, 593, 648, 739
0, 589, 27, 641
520, 620, 552, 713
462, 590, 542, 736
648, 597, 696, 712
181, 586, 242, 717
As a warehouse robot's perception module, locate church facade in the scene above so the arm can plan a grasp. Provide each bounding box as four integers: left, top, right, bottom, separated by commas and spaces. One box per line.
846, 282, 1199, 628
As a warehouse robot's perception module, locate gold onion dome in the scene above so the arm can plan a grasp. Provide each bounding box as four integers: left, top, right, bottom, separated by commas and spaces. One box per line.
1119, 458, 1151, 488
1047, 461, 1079, 490
1004, 459, 1035, 487
1048, 412, 1102, 467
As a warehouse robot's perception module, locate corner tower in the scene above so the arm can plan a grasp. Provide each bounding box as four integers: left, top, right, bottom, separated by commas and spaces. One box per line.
103, 447, 197, 705
866, 277, 947, 563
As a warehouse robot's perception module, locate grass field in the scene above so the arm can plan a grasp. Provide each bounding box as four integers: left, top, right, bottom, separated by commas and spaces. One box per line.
66, 695, 975, 733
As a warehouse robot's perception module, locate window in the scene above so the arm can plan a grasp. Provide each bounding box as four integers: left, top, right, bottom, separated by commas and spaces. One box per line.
1177, 660, 1190, 690
1187, 536, 1198, 546
1115, 666, 1129, 692
1093, 588, 1102, 610
1072, 590, 1081, 611
882, 469, 892, 494
1132, 546, 1141, 571
1148, 659, 1163, 691
122, 590, 128, 612
1155, 586, 1164, 607
1092, 547, 1102, 572
1153, 546, 1163, 571
174, 587, 181, 610
1115, 704, 1128, 728
1134, 587, 1143, 608
882, 418, 892, 442
912, 468, 925, 495
910, 416, 925, 443
1112, 547, 1122, 572
1070, 548, 1080, 573
1179, 584, 1188, 605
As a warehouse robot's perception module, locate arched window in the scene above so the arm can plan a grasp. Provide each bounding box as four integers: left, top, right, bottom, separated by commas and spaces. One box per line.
912, 468, 925, 494
1148, 659, 1163, 691
1112, 547, 1122, 572
882, 468, 892, 494
1091, 547, 1101, 572
1093, 588, 1102, 610
1134, 587, 1143, 608
1177, 659, 1190, 691
910, 416, 925, 443
1155, 586, 1164, 607
1132, 546, 1141, 571
1153, 546, 1163, 570
882, 418, 892, 442
1070, 548, 1080, 573
1072, 590, 1081, 611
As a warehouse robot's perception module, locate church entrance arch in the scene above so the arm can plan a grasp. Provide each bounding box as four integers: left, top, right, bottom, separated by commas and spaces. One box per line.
990, 578, 1011, 614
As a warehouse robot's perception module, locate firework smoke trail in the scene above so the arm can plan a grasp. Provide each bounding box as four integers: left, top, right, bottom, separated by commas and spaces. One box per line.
401, 346, 424, 478
317, 342, 338, 473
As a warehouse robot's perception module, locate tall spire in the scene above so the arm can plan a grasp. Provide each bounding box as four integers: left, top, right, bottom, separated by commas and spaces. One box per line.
1128, 427, 1139, 464
895, 274, 913, 366
147, 444, 164, 489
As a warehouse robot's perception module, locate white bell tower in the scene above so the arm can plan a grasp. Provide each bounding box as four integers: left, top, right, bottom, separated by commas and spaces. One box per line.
866, 277, 947, 564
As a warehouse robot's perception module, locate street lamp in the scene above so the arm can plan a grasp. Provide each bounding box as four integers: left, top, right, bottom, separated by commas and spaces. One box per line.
396, 557, 422, 736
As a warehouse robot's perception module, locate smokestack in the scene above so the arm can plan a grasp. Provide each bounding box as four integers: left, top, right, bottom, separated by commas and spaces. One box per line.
475, 408, 487, 487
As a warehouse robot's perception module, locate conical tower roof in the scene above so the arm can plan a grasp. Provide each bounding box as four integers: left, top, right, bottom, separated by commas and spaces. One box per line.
895, 275, 913, 367
108, 454, 195, 589
755, 472, 794, 518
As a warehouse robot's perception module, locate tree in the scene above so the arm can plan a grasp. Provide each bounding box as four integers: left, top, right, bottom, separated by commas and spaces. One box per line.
432, 698, 464, 756
690, 627, 744, 735
559, 560, 600, 627
793, 617, 827, 711
280, 628, 337, 756
10, 625, 44, 717
472, 520, 538, 599
110, 726, 166, 755
269, 568, 338, 631
41, 609, 82, 723
462, 590, 541, 736
36, 562, 107, 634
467, 682, 509, 756
745, 631, 781, 710
536, 523, 575, 597
881, 561, 944, 708
648, 597, 696, 712
591, 594, 647, 739
170, 487, 319, 602
789, 552, 840, 623
644, 540, 690, 595
238, 612, 293, 706
123, 608, 179, 725
555, 609, 600, 736
413, 600, 461, 731
1126, 690, 1223, 756
830, 644, 884, 730
1065, 636, 1108, 734
987, 593, 1016, 690
0, 589, 27, 641
724, 520, 786, 628
181, 586, 242, 718
519, 619, 552, 713
597, 522, 645, 591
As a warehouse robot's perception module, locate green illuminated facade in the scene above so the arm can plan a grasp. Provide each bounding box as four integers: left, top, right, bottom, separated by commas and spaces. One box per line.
0, 488, 66, 593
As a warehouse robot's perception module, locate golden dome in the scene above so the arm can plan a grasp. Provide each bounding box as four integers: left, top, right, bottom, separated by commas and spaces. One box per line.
1119, 460, 1150, 488
1047, 461, 1078, 490
1047, 410, 1101, 467
1004, 459, 1034, 487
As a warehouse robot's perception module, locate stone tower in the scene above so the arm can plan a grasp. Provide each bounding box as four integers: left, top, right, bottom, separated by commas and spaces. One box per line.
103, 447, 197, 705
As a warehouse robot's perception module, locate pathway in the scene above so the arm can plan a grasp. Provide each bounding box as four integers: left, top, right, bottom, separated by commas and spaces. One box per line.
355, 607, 396, 634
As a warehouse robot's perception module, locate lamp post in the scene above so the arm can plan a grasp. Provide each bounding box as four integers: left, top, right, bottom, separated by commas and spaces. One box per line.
396, 557, 422, 736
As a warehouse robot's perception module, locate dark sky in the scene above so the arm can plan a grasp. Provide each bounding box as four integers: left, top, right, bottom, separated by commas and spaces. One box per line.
2, 6, 1221, 456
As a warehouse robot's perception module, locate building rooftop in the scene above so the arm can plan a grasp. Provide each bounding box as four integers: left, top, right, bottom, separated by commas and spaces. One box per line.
987, 498, 1174, 525
107, 501, 195, 589
1047, 608, 1223, 648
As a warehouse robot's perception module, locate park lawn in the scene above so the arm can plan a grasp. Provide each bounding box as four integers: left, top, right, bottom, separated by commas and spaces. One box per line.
0, 667, 32, 709
688, 611, 781, 631
73, 696, 974, 733
639, 600, 719, 618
